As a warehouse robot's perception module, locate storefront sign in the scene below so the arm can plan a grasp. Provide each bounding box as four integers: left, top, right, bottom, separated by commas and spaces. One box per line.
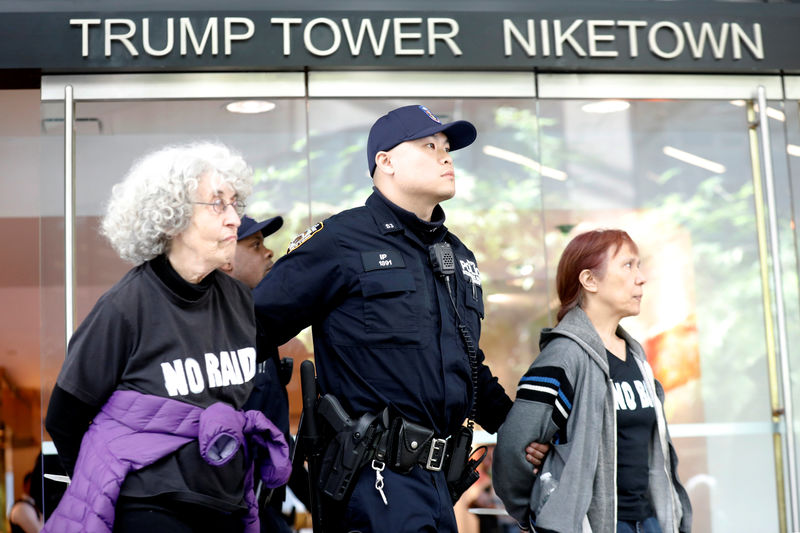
66, 16, 764, 62
2, 2, 799, 73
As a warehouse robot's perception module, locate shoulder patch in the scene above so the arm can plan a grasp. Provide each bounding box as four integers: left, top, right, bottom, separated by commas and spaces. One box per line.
287, 222, 323, 253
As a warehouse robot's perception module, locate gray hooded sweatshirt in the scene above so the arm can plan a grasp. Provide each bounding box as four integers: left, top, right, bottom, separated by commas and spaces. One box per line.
493, 307, 692, 533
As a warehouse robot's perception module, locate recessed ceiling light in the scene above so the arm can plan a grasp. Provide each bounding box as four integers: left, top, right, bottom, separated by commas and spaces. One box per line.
482, 145, 567, 181
581, 100, 630, 114
663, 146, 726, 174
729, 100, 785, 121
225, 100, 276, 114
787, 144, 800, 157
766, 107, 787, 122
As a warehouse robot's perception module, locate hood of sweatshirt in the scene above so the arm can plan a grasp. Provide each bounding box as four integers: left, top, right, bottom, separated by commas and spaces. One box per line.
539, 306, 646, 379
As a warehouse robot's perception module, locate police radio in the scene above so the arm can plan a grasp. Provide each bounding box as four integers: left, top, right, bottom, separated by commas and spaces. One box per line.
429, 240, 484, 503
428, 242, 455, 277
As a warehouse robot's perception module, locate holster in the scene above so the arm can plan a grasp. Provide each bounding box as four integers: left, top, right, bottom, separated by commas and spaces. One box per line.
319, 427, 371, 500
316, 395, 387, 501
387, 417, 435, 474
445, 426, 472, 484
445, 426, 487, 503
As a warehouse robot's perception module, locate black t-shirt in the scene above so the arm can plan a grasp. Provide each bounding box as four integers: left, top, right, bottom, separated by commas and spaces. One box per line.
607, 345, 656, 521
57, 256, 257, 512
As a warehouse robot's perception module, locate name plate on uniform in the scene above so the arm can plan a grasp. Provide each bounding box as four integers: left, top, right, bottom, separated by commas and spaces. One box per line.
361, 250, 405, 271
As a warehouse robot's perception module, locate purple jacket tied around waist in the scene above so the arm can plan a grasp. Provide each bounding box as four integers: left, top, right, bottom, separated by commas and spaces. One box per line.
43, 390, 291, 533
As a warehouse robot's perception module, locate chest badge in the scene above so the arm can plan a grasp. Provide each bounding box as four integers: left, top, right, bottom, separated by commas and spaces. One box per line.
459, 259, 481, 286
361, 250, 405, 271
287, 222, 323, 253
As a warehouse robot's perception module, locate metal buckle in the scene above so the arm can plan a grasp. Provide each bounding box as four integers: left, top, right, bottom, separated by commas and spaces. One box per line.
425, 438, 447, 471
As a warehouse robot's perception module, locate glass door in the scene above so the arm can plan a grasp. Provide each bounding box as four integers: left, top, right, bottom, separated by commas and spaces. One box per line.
300, 72, 797, 532
39, 71, 798, 533
39, 70, 546, 531
38, 73, 308, 519
535, 73, 798, 533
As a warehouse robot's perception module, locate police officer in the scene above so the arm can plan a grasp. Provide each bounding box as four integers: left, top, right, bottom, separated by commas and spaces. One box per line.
220, 214, 298, 533
252, 105, 520, 532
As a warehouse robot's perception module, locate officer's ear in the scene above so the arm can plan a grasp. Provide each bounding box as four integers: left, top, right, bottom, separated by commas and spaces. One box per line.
374, 151, 394, 176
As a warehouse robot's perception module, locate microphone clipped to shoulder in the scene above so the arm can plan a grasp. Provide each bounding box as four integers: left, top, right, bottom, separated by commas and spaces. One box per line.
428, 242, 455, 277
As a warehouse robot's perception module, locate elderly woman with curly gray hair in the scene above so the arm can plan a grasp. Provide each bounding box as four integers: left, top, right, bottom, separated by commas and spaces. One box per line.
44, 142, 291, 533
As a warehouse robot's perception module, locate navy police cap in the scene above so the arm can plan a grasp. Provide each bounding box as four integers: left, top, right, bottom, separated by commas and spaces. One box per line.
367, 105, 477, 177
237, 215, 284, 241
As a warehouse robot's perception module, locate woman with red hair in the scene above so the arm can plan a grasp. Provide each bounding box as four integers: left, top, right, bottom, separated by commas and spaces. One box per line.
493, 229, 691, 533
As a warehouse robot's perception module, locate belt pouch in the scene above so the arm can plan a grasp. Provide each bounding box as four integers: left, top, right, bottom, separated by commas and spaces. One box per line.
389, 418, 434, 473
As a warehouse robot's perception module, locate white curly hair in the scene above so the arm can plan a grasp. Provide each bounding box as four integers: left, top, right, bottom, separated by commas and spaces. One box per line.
101, 141, 253, 265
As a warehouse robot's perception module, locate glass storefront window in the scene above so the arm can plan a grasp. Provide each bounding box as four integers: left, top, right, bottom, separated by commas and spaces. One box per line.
23, 73, 800, 531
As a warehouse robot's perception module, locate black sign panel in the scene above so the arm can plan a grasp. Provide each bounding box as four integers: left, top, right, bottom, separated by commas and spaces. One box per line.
2, 2, 799, 73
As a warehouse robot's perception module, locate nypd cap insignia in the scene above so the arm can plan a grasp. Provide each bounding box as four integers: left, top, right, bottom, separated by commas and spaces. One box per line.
418, 105, 441, 124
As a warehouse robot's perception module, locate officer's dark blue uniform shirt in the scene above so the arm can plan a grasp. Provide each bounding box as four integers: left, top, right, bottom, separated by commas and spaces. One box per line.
253, 189, 511, 437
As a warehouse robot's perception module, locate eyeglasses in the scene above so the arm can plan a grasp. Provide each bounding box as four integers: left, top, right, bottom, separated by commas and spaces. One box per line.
192, 199, 246, 216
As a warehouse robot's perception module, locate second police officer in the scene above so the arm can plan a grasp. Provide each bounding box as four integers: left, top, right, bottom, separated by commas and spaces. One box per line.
219, 214, 302, 533
253, 105, 516, 532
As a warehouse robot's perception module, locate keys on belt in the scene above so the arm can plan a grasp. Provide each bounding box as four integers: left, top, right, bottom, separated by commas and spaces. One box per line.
421, 437, 448, 471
